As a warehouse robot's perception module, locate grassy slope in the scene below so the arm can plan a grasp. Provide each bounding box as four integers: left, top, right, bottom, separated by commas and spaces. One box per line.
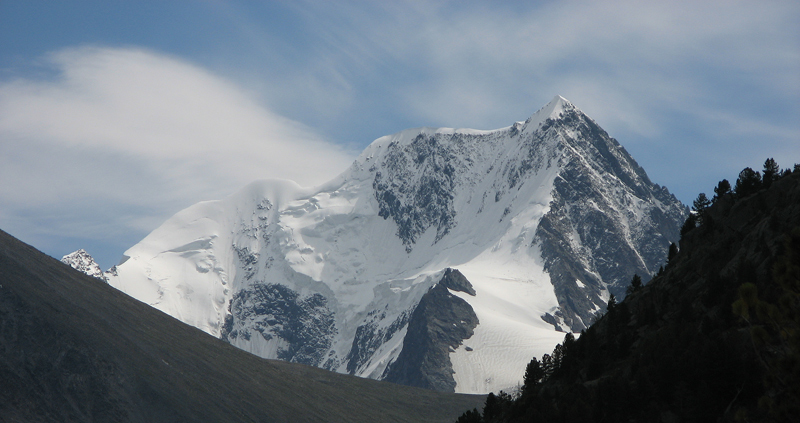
0, 229, 484, 423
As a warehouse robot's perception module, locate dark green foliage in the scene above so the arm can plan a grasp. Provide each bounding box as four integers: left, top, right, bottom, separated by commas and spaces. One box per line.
482, 393, 499, 422
713, 178, 732, 202
455, 409, 482, 423
523, 358, 545, 390
478, 391, 515, 423
693, 192, 711, 212
540, 353, 555, 378
668, 242, 678, 262
732, 228, 800, 420
626, 274, 643, 295
762, 157, 779, 188
734, 167, 762, 198
606, 293, 617, 311
693, 192, 711, 224
680, 212, 698, 237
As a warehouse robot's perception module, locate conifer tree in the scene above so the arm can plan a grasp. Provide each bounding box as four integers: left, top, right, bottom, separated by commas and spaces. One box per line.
607, 293, 617, 312
455, 409, 482, 423
692, 193, 711, 224
734, 167, 762, 198
626, 274, 643, 295
541, 353, 556, 379
482, 393, 499, 422
523, 357, 545, 390
712, 179, 731, 203
762, 158, 780, 189
668, 242, 678, 262
681, 213, 698, 237
763, 158, 780, 184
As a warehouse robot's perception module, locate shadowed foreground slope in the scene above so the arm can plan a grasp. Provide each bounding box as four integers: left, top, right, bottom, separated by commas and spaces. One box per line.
0, 229, 483, 423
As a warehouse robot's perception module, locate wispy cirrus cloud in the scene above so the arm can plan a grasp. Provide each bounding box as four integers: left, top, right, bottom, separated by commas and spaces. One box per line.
237, 0, 797, 132
234, 0, 798, 202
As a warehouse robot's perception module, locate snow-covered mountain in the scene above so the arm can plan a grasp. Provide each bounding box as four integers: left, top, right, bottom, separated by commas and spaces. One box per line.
61, 249, 108, 282
106, 96, 686, 394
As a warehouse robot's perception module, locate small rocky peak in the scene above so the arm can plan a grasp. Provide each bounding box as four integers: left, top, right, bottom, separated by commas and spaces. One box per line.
61, 249, 107, 282
438, 268, 476, 296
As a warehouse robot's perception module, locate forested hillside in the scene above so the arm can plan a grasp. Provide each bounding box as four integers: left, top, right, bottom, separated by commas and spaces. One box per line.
458, 160, 800, 422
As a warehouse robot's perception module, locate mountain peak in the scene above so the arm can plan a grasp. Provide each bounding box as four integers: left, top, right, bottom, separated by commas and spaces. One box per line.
551, 94, 574, 112
524, 95, 577, 128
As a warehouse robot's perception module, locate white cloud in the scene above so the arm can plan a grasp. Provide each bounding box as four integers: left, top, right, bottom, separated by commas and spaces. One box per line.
0, 46, 356, 255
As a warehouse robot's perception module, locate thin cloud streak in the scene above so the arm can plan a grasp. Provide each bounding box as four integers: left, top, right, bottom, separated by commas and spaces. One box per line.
251, 1, 796, 114
0, 46, 356, 265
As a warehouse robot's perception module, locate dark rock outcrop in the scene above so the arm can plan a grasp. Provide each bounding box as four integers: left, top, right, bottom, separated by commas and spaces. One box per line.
373, 134, 465, 250
383, 269, 479, 392
222, 283, 337, 367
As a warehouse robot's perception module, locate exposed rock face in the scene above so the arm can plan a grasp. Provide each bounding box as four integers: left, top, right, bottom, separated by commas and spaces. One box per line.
383, 269, 479, 392
534, 111, 686, 331
222, 283, 337, 367
346, 309, 412, 375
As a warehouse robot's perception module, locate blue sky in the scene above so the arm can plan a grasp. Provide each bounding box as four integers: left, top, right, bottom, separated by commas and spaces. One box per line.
1, 1, 798, 269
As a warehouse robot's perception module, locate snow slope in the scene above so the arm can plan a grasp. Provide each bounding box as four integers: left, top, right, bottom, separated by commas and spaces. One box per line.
107, 96, 685, 394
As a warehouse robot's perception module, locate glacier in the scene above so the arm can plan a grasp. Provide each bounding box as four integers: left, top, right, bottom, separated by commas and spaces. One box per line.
105, 96, 686, 394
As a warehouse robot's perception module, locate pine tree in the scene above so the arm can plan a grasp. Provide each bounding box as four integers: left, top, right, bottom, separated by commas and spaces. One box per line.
763, 158, 780, 185
483, 393, 499, 422
523, 357, 545, 390
734, 167, 762, 198
456, 409, 483, 423
713, 179, 731, 203
763, 158, 780, 190
668, 242, 678, 262
681, 213, 698, 237
733, 228, 800, 420
626, 274, 643, 295
692, 193, 711, 224
541, 353, 555, 378
607, 293, 617, 311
